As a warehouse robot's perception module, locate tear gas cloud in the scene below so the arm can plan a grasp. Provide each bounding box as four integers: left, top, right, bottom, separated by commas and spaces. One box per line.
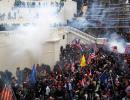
6, 5, 62, 65
106, 33, 126, 54
70, 1, 119, 29
69, 1, 128, 54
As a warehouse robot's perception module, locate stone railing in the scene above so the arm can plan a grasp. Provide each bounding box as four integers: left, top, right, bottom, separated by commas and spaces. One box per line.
67, 26, 96, 41
65, 26, 108, 45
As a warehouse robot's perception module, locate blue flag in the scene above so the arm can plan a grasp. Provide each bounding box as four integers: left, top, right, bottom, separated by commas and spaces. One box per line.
29, 64, 37, 85
99, 72, 108, 86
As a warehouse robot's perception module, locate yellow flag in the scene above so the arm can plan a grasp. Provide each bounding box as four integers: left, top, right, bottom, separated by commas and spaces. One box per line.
80, 55, 86, 67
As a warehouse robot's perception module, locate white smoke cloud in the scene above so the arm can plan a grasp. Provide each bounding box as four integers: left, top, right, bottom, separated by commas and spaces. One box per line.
107, 33, 127, 53
69, 1, 118, 30
5, 5, 62, 66
70, 1, 128, 54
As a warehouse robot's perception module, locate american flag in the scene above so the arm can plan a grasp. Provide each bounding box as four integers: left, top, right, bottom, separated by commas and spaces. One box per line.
0, 85, 14, 100
90, 53, 96, 59
87, 53, 96, 64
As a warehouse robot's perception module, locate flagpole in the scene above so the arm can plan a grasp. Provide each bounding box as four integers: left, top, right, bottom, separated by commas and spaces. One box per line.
98, 70, 106, 80
109, 70, 115, 96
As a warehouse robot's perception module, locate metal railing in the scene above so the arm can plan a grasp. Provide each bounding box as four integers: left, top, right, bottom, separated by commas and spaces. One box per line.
84, 3, 130, 28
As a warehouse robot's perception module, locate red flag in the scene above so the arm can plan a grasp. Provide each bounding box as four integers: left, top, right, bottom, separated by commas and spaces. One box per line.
1, 85, 14, 100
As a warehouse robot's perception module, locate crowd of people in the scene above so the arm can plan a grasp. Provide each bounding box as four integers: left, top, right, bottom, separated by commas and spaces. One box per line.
0, 1, 64, 21
0, 41, 130, 100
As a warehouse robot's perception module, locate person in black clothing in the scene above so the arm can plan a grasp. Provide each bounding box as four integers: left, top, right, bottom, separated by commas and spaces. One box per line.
87, 81, 96, 100
54, 86, 65, 100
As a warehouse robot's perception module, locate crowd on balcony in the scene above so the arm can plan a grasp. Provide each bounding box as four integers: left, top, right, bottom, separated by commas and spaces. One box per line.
0, 0, 64, 22
15, 0, 64, 8
0, 40, 130, 100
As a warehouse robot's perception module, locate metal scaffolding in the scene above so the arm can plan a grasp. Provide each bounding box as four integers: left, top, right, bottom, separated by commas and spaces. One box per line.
86, 3, 130, 29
